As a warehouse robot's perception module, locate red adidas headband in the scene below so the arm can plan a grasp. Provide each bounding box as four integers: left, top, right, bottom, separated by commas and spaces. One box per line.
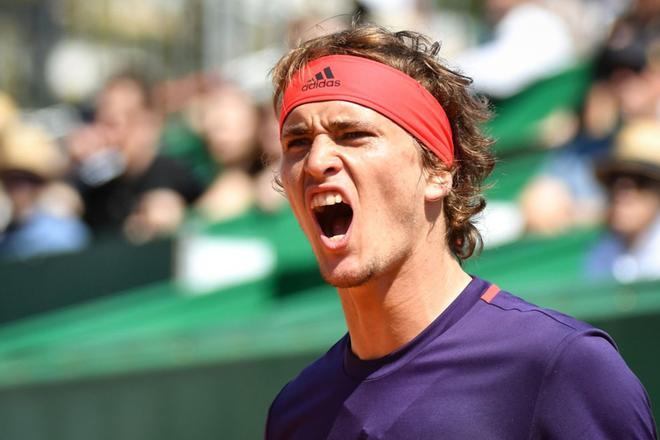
279, 54, 454, 165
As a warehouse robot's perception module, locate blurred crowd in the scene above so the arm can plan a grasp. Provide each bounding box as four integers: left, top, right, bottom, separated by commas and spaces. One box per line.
0, 71, 285, 256
0, 0, 659, 284
513, 0, 660, 282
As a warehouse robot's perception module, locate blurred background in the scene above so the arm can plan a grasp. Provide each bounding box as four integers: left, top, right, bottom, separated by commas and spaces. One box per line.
0, 0, 659, 438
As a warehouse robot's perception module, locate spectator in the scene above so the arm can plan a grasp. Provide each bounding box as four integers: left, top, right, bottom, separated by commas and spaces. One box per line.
596, 0, 660, 122
586, 119, 660, 283
520, 2, 660, 235
0, 123, 90, 259
456, 0, 598, 99
69, 71, 203, 242
195, 84, 261, 222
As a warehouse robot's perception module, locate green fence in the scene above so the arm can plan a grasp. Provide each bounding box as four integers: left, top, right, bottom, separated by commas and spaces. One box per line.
0, 237, 173, 324
0, 222, 658, 438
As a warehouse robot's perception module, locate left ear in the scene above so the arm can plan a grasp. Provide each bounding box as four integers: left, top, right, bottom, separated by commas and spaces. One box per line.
425, 170, 452, 202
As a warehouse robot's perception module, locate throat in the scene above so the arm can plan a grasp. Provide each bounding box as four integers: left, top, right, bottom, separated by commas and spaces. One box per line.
338, 259, 473, 360
316, 202, 353, 238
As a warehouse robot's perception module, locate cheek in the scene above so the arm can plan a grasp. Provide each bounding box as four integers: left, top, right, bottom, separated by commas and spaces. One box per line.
634, 194, 660, 220
610, 193, 658, 226
366, 176, 423, 237
280, 157, 303, 199
376, 166, 424, 211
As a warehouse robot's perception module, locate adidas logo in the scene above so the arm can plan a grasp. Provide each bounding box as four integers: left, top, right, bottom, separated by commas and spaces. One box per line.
301, 67, 341, 91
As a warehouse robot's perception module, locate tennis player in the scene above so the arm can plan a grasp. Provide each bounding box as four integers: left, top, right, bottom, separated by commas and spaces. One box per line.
265, 24, 657, 439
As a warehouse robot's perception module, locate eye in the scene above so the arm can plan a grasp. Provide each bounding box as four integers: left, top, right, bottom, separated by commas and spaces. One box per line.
285, 137, 311, 151
340, 131, 372, 141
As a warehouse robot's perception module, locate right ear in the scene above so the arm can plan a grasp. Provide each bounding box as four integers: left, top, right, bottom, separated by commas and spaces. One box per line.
424, 170, 452, 202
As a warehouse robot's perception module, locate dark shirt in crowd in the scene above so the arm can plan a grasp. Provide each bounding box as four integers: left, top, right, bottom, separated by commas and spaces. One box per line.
78, 155, 203, 233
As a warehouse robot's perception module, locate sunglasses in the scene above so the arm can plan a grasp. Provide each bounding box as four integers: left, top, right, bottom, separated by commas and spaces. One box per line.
0, 170, 46, 188
604, 172, 660, 192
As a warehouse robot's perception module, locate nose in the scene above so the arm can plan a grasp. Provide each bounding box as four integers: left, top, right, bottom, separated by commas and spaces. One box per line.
304, 135, 342, 181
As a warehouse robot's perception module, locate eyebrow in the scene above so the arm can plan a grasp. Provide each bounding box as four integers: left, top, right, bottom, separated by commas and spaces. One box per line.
281, 120, 377, 138
281, 122, 310, 139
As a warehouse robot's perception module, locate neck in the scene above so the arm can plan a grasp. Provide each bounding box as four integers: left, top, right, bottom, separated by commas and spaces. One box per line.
125, 144, 157, 178
337, 245, 471, 361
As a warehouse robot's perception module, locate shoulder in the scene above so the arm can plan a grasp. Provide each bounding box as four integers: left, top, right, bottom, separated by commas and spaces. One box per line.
478, 288, 613, 349
141, 156, 203, 200
266, 336, 347, 435
459, 285, 626, 397
461, 287, 618, 389
276, 338, 344, 399
0, 213, 89, 258
142, 156, 193, 182
585, 233, 622, 279
501, 3, 569, 34
148, 154, 184, 169
479, 287, 656, 437
18, 212, 89, 244
530, 326, 657, 437
504, 3, 564, 25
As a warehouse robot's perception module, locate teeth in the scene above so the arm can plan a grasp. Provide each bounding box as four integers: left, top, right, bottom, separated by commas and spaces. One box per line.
329, 234, 345, 241
311, 191, 346, 210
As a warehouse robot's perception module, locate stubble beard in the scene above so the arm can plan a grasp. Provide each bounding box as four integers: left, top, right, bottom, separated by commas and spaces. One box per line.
319, 260, 379, 289
317, 241, 413, 289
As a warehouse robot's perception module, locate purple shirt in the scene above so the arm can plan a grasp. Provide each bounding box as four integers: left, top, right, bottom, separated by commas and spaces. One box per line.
266, 277, 657, 439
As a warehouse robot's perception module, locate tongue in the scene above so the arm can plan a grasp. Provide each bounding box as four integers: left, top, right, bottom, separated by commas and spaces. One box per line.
331, 216, 350, 237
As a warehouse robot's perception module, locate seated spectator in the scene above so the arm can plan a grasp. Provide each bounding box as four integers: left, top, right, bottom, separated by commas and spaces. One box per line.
195, 84, 262, 222
0, 123, 90, 259
455, 0, 598, 99
586, 119, 660, 283
520, 2, 660, 235
68, 71, 203, 242
596, 0, 660, 124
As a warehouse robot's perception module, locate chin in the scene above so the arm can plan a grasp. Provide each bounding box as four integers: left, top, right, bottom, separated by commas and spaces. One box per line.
318, 261, 376, 289
322, 272, 372, 288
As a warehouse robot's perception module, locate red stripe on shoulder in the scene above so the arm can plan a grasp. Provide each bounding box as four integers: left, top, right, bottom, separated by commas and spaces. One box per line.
480, 284, 501, 303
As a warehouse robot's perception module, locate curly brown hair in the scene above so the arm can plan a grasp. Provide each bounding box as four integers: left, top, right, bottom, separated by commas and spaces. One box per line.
271, 24, 495, 260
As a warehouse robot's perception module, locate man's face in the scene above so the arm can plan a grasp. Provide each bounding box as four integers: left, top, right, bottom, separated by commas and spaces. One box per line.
280, 101, 431, 288
201, 88, 258, 167
606, 172, 660, 241
96, 81, 147, 150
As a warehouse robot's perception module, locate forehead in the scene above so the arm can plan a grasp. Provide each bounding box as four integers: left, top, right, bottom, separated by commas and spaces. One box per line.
281, 101, 401, 135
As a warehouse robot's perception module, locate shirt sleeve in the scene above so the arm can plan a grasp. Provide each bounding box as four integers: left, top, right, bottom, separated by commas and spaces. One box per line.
455, 4, 575, 98
531, 332, 657, 439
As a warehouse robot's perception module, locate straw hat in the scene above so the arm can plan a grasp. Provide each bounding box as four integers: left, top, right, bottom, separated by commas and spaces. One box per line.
596, 119, 660, 183
0, 123, 67, 180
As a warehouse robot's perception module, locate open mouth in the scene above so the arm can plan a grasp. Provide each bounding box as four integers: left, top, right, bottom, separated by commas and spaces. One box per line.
310, 192, 354, 242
